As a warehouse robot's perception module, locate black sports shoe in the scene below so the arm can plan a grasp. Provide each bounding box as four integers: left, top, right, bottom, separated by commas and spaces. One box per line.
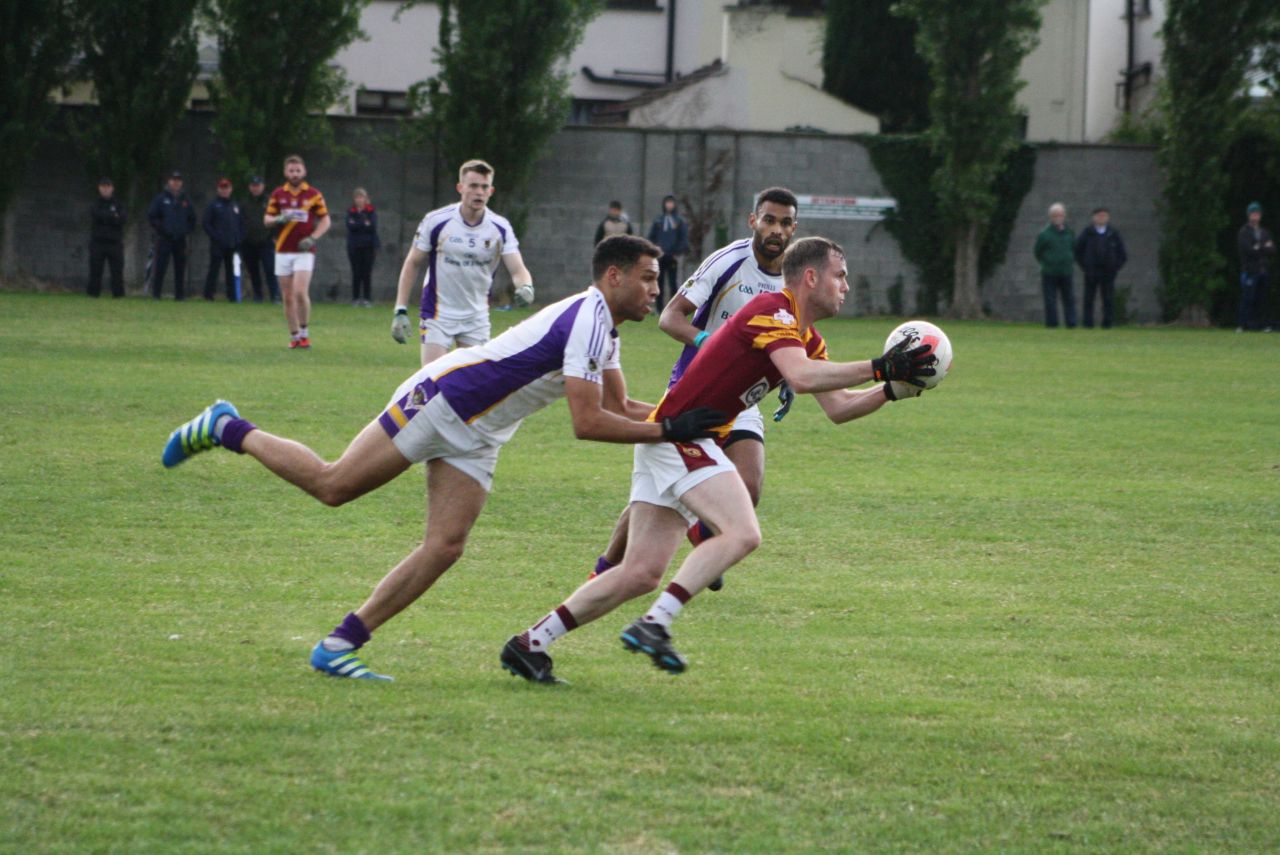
500, 636, 565, 684
619, 620, 687, 674
708, 575, 724, 592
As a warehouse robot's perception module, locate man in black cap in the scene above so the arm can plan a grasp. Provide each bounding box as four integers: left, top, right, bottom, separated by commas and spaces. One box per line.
202, 178, 245, 301
146, 171, 197, 299
88, 178, 126, 298
239, 174, 279, 303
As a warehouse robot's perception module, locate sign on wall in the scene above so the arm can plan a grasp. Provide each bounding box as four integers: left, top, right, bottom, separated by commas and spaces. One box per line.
794, 194, 896, 221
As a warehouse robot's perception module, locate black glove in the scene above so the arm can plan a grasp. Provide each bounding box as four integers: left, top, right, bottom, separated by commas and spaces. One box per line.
772, 380, 794, 422
661, 407, 727, 442
871, 341, 936, 387
883, 381, 921, 401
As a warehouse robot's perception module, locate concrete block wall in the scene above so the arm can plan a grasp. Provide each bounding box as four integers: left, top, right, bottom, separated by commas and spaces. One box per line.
3, 111, 1162, 323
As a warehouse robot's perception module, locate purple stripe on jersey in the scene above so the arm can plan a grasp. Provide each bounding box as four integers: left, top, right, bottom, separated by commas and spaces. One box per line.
690, 256, 747, 330
420, 219, 450, 320
493, 220, 508, 242
377, 378, 440, 439
694, 239, 750, 278
437, 297, 588, 422
667, 343, 699, 389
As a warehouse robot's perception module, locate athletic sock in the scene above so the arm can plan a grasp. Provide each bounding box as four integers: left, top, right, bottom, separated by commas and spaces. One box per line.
687, 520, 714, 547
521, 604, 578, 651
644, 582, 692, 628
290, 330, 300, 340
299, 326, 309, 339
590, 555, 617, 578
217, 418, 257, 453
322, 611, 371, 652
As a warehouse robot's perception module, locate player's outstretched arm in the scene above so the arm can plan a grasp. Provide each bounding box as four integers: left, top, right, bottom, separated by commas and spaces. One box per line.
565, 378, 723, 444
813, 387, 890, 424
657, 294, 703, 346
770, 341, 935, 395
601, 369, 655, 420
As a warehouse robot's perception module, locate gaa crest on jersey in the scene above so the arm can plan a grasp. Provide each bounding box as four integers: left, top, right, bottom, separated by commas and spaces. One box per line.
587, 357, 599, 373
773, 308, 796, 325
740, 378, 770, 407
409, 384, 429, 408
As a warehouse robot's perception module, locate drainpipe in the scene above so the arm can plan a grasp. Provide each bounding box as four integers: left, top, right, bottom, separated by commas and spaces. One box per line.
1124, 0, 1135, 114
665, 0, 677, 83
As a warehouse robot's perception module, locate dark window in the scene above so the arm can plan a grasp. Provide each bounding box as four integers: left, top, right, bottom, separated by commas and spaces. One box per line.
606, 0, 661, 9
355, 89, 410, 116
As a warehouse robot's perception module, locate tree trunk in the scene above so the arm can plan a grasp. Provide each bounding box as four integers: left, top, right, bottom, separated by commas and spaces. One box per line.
125, 218, 146, 296
950, 219, 983, 318
0, 205, 17, 281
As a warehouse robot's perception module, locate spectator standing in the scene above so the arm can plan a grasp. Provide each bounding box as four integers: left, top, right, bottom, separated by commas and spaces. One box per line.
1074, 207, 1127, 329
594, 200, 633, 245
1237, 202, 1275, 332
202, 178, 245, 301
346, 187, 380, 306
146, 170, 196, 300
647, 194, 689, 311
88, 177, 126, 298
1033, 202, 1076, 328
240, 175, 280, 303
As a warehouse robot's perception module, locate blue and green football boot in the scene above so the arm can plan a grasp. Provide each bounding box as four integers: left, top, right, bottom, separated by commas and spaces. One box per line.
161, 400, 239, 468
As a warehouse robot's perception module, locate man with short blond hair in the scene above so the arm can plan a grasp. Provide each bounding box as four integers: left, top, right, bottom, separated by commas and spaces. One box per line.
266, 155, 331, 348
391, 159, 535, 365
1034, 202, 1076, 328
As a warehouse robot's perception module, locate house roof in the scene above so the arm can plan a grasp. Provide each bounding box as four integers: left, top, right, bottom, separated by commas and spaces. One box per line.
594, 59, 727, 117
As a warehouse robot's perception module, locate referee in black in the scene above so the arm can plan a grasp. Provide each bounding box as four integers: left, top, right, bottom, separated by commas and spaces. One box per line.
88, 177, 126, 298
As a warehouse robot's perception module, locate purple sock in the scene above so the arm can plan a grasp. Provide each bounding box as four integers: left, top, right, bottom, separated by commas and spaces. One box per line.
594, 555, 616, 576
218, 418, 257, 453
328, 612, 371, 649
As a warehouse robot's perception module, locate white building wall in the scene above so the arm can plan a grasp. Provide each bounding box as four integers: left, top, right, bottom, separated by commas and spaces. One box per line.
1019, 0, 1090, 142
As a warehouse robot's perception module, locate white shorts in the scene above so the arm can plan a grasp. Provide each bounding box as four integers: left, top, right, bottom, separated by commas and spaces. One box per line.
377, 371, 501, 491
728, 405, 765, 442
274, 252, 315, 277
630, 439, 736, 524
420, 315, 490, 349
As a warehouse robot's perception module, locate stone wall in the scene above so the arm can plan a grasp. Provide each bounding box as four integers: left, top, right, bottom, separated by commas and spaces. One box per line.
3, 110, 1162, 322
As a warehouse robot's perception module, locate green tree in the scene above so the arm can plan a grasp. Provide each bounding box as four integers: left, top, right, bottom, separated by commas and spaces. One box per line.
822, 0, 931, 133
408, 0, 601, 219
72, 0, 201, 213
0, 0, 77, 264
1157, 0, 1277, 322
895, 0, 1043, 318
205, 0, 366, 184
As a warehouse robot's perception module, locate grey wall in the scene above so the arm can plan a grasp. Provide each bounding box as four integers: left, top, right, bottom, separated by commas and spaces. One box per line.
3, 111, 1162, 322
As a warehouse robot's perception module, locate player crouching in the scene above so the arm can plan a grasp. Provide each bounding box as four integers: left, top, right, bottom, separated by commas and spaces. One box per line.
502, 237, 934, 683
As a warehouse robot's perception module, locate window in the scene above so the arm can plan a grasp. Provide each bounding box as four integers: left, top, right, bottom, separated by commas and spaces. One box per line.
355, 89, 410, 117
606, 0, 660, 9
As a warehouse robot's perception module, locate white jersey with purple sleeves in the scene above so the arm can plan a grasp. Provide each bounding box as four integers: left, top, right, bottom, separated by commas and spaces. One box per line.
383, 286, 619, 447
413, 203, 520, 322
667, 238, 783, 386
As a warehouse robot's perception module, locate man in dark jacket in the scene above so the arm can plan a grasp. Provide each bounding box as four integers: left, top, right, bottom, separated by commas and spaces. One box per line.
1074, 207, 1127, 329
240, 175, 279, 303
594, 201, 633, 245
647, 194, 689, 311
146, 171, 197, 299
88, 177, 126, 298
1033, 202, 1075, 328
1237, 202, 1275, 332
345, 187, 380, 306
202, 178, 245, 301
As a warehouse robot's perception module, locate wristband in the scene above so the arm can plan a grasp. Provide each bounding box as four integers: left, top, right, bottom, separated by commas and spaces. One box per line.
693, 331, 710, 348
394, 306, 408, 315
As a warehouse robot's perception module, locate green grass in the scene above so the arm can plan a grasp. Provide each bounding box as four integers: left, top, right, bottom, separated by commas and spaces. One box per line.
3, 292, 1278, 853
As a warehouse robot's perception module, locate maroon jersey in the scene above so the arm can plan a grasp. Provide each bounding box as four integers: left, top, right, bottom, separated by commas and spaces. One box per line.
651, 288, 828, 439
266, 181, 329, 253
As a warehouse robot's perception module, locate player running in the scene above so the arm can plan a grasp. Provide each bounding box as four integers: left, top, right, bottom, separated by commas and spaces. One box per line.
390, 159, 535, 366
265, 155, 330, 349
589, 187, 800, 589
160, 236, 722, 682
501, 237, 933, 683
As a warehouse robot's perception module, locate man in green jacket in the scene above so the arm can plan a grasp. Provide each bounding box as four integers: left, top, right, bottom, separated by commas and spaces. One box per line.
1034, 202, 1076, 328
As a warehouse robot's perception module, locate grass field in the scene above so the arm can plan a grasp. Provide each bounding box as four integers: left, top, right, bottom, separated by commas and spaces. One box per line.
3, 291, 1278, 853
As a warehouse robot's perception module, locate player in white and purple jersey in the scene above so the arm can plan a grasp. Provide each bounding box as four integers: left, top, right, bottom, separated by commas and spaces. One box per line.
390, 159, 535, 366
591, 188, 800, 584
159, 236, 723, 682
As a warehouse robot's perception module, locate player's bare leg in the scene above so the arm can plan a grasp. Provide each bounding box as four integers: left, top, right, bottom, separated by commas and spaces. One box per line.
355, 459, 489, 630
239, 418, 411, 506
288, 268, 314, 345
420, 341, 448, 366
278, 273, 299, 337
312, 458, 488, 681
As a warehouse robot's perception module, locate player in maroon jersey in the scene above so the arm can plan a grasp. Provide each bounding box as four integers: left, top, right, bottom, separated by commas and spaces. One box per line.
501, 237, 934, 682
265, 155, 331, 349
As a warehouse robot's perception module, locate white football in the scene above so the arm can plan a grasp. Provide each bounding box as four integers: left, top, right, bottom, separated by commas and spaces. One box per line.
884, 320, 953, 395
